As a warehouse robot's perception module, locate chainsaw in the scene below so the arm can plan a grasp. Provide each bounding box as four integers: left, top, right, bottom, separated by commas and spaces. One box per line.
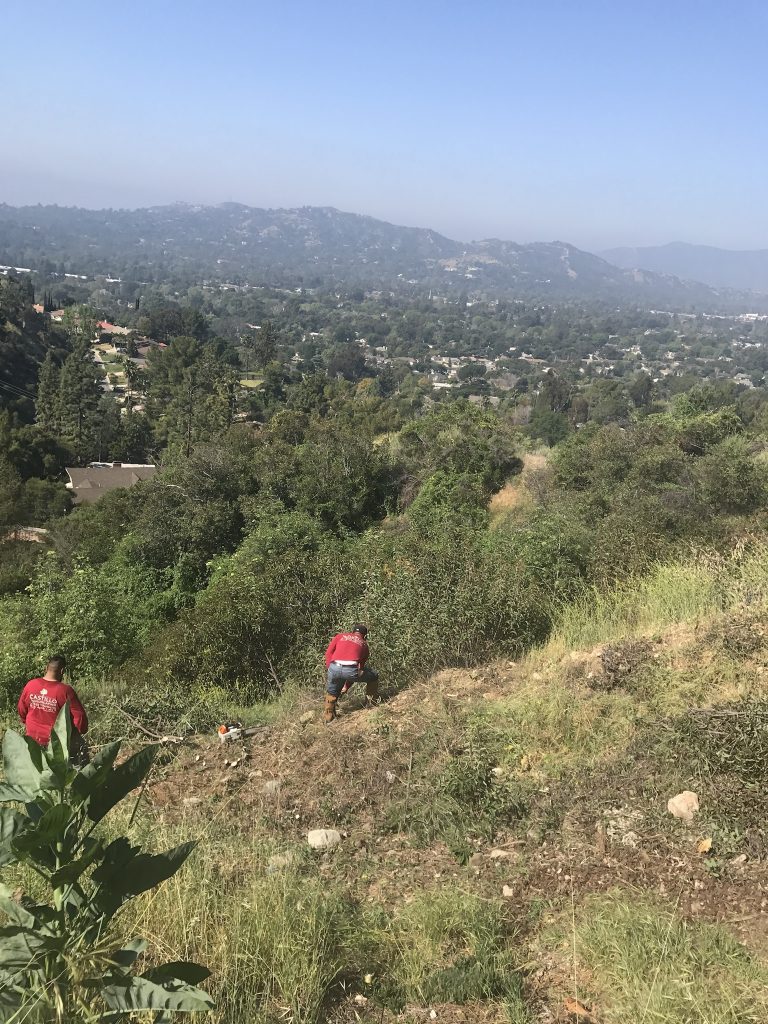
217, 721, 264, 744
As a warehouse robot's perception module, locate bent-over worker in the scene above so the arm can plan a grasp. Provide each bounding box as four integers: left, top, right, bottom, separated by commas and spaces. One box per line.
18, 654, 89, 762
324, 624, 379, 723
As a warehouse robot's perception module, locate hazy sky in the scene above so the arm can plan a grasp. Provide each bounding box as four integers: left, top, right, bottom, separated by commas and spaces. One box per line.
2, 0, 767, 251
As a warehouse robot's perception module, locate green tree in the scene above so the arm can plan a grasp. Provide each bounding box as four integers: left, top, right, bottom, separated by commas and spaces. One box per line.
35, 352, 60, 433
325, 343, 368, 381
56, 340, 104, 462
252, 320, 277, 368
397, 402, 522, 497
61, 304, 98, 342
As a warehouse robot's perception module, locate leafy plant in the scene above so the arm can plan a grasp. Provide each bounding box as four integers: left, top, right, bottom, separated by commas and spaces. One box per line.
0, 706, 213, 1022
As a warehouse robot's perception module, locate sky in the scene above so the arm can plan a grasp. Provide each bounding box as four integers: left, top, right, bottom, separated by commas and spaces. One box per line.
1, 0, 767, 251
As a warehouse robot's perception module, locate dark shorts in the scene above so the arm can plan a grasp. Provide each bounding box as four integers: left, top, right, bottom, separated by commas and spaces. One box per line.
326, 663, 379, 697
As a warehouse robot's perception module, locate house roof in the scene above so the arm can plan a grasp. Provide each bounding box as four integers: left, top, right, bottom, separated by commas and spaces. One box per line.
97, 321, 131, 335
65, 465, 157, 504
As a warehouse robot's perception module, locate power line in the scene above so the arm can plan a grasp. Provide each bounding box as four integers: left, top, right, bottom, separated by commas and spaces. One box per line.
0, 379, 36, 401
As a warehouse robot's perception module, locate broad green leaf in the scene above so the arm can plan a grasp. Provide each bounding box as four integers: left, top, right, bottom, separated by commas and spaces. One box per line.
87, 744, 160, 823
0, 984, 23, 1024
143, 961, 211, 985
45, 705, 72, 771
0, 808, 25, 868
0, 926, 47, 968
108, 937, 148, 969
12, 803, 74, 856
93, 836, 138, 876
94, 841, 197, 902
100, 975, 214, 1013
2, 731, 42, 794
49, 836, 103, 887
0, 884, 36, 928
0, 784, 39, 804
22, 737, 45, 772
71, 741, 121, 804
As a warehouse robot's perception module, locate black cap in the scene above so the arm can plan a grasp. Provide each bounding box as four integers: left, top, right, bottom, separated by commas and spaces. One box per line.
351, 623, 368, 636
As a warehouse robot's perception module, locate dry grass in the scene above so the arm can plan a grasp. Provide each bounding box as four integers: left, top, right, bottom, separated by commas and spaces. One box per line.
489, 452, 550, 523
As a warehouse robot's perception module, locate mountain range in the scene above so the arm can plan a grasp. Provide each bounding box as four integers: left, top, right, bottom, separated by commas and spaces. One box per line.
0, 202, 766, 312
600, 241, 768, 295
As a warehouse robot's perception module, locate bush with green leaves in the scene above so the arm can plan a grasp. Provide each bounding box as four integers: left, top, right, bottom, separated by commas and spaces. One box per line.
26, 554, 163, 680
0, 707, 212, 1022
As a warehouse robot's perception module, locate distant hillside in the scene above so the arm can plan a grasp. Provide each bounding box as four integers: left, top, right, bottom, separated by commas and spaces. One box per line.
0, 202, 762, 311
601, 241, 768, 295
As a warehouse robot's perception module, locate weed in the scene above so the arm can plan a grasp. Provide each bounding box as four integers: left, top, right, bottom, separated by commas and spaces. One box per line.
571, 892, 768, 1024
371, 889, 526, 1012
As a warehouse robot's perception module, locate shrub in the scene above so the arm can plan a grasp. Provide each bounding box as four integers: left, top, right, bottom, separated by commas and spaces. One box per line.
0, 708, 212, 1021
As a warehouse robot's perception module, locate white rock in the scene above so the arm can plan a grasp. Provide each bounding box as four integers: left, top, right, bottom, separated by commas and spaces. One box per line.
667, 791, 699, 823
307, 828, 342, 851
502, 884, 515, 898
489, 848, 514, 860
730, 853, 748, 866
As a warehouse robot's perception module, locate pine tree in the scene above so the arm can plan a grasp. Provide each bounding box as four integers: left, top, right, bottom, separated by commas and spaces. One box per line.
56, 339, 104, 462
35, 351, 60, 433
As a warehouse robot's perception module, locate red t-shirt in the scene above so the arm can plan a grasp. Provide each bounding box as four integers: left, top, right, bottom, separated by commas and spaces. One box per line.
325, 633, 370, 669
18, 678, 89, 747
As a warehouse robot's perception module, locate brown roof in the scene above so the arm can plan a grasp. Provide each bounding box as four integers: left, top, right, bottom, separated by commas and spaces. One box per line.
66, 465, 157, 504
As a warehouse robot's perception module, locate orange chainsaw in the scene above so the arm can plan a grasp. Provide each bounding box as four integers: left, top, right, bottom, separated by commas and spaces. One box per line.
217, 721, 264, 744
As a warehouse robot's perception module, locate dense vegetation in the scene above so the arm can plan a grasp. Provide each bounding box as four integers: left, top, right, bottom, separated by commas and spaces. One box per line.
2, 268, 768, 727
3, 258, 768, 1023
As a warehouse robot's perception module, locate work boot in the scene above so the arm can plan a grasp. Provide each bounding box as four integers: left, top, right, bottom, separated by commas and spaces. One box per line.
323, 694, 338, 724
365, 680, 381, 707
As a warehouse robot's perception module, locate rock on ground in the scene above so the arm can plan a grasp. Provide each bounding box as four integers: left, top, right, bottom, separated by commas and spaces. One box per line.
307, 828, 342, 850
667, 790, 699, 823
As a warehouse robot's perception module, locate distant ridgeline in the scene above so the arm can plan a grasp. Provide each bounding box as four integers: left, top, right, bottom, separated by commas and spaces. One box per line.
1, 202, 765, 311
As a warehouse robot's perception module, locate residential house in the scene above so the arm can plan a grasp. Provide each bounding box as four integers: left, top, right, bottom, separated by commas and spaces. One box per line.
65, 463, 157, 505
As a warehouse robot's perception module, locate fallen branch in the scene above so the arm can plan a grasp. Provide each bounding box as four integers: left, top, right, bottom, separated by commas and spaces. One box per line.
688, 708, 768, 719
111, 705, 186, 744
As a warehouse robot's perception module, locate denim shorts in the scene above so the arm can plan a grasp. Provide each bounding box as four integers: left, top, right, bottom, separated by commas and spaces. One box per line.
326, 662, 379, 696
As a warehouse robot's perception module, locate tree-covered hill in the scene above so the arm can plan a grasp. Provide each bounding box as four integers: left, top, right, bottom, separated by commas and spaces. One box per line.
0, 276, 68, 419
0, 202, 760, 309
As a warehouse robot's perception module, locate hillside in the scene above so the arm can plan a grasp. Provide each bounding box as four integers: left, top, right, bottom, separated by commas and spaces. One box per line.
78, 542, 768, 1024
601, 241, 768, 296
0, 202, 761, 310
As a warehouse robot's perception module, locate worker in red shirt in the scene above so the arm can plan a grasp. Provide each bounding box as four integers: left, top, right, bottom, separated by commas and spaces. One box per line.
18, 655, 89, 761
324, 624, 379, 722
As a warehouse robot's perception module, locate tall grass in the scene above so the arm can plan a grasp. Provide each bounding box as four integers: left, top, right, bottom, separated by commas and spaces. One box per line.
549, 540, 768, 655
114, 813, 530, 1024
122, 818, 361, 1024
575, 892, 768, 1024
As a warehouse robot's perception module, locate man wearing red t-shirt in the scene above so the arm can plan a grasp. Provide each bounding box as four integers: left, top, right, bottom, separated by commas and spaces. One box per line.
323, 624, 379, 722
18, 655, 89, 759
